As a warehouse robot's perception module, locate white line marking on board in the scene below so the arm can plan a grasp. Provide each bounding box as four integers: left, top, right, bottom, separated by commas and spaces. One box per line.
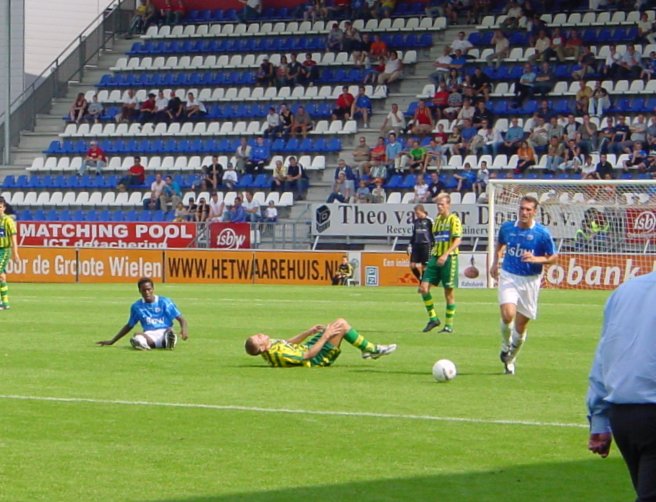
0, 394, 587, 429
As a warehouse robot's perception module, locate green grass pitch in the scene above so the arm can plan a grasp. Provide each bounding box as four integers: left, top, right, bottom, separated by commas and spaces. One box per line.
1, 283, 633, 501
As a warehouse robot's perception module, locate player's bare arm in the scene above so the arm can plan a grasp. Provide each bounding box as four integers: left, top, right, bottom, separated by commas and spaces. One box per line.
11, 234, 19, 262
287, 324, 324, 345
521, 251, 558, 265
97, 323, 132, 346
177, 315, 189, 340
490, 243, 506, 279
301, 326, 336, 360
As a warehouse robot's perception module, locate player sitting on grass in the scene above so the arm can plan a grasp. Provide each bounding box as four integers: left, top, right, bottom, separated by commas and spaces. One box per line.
97, 277, 188, 350
244, 318, 397, 367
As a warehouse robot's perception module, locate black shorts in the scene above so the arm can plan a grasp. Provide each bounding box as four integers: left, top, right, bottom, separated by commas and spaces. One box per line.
411, 244, 431, 265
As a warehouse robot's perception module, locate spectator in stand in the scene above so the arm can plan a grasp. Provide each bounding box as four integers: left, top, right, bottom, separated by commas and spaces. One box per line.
284, 156, 307, 199
544, 136, 566, 174
579, 114, 598, 154
426, 171, 445, 201
443, 86, 463, 120
527, 115, 549, 151
160, 174, 182, 211
370, 178, 386, 203
411, 99, 434, 136
332, 86, 355, 121
225, 196, 247, 223
456, 99, 476, 128
264, 200, 278, 224
378, 50, 403, 85
185, 92, 206, 121
242, 191, 262, 223
300, 0, 327, 22
69, 92, 88, 124
326, 23, 344, 52
256, 57, 275, 87
173, 201, 187, 222
351, 85, 372, 129
138, 93, 157, 124
380, 103, 405, 135
127, 0, 149, 37
600, 43, 621, 79
612, 115, 631, 154
208, 192, 224, 222
450, 31, 473, 57
472, 100, 494, 129
335, 158, 357, 195
166, 90, 184, 122
454, 162, 476, 192
514, 141, 536, 174
533, 62, 555, 97
81, 140, 107, 176
529, 30, 551, 65
512, 63, 536, 109
424, 137, 446, 172
429, 46, 454, 85
328, 0, 351, 18
288, 53, 303, 86
622, 141, 648, 172
445, 68, 463, 93
171, 0, 186, 24
238, 0, 261, 22
595, 153, 615, 179
84, 94, 104, 124
470, 66, 492, 102
154, 90, 169, 123
478, 120, 503, 156
369, 137, 388, 179
572, 46, 597, 81
431, 81, 450, 121
234, 137, 251, 173
117, 89, 138, 123
291, 104, 313, 138
640, 51, 656, 81
199, 156, 223, 192
248, 136, 270, 175
385, 132, 404, 173
270, 160, 287, 192
278, 103, 294, 140
405, 140, 428, 175
586, 84, 609, 119
637, 11, 656, 44
574, 81, 593, 116
117, 156, 146, 191
500, 117, 525, 155
377, 0, 397, 18
564, 113, 580, 141
355, 178, 371, 203
486, 30, 510, 69
264, 106, 282, 139
580, 154, 596, 179
369, 34, 388, 59
275, 55, 291, 88
447, 125, 465, 156
352, 136, 371, 175
618, 44, 643, 79
556, 29, 583, 62
412, 176, 430, 203
327, 172, 351, 203
474, 160, 489, 198
145, 173, 166, 210
159, 0, 173, 24
300, 52, 319, 85
343, 21, 363, 60
222, 163, 238, 190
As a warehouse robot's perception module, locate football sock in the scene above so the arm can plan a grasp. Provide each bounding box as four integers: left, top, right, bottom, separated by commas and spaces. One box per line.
411, 268, 422, 281
445, 303, 456, 327
344, 327, 376, 353
500, 320, 513, 352
509, 328, 527, 360
0, 281, 8, 305
422, 293, 438, 320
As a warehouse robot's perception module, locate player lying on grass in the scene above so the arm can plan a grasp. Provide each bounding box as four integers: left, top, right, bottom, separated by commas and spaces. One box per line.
244, 318, 397, 367
97, 277, 188, 350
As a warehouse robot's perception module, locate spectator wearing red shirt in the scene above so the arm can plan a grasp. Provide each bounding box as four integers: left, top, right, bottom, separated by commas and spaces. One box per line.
432, 82, 450, 121
171, 0, 186, 24
369, 34, 388, 58
332, 86, 355, 120
81, 140, 108, 176
117, 156, 146, 191
139, 93, 157, 124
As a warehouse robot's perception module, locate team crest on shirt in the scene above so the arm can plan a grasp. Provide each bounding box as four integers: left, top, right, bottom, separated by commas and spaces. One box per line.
527, 235, 534, 240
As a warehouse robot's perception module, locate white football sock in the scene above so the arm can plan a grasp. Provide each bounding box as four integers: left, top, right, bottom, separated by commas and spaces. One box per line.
500, 320, 513, 352
509, 328, 527, 360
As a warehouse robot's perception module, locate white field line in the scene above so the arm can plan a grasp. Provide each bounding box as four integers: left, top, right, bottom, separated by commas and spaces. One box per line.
0, 394, 587, 429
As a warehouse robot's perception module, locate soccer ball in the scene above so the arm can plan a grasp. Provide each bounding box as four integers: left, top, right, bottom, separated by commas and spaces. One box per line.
432, 359, 457, 382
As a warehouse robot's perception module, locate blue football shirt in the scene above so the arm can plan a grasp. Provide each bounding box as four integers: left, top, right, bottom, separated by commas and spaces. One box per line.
128, 295, 182, 331
498, 220, 556, 276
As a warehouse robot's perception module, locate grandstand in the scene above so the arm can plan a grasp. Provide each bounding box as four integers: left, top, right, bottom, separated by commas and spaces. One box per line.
2, 0, 656, 250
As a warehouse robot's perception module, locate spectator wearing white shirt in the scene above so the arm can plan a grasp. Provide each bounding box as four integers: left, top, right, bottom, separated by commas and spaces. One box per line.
449, 31, 473, 56
185, 92, 207, 120
242, 191, 262, 222
380, 103, 406, 135
486, 30, 510, 69
378, 51, 403, 85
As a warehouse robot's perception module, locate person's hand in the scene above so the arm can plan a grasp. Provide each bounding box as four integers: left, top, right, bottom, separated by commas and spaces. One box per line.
588, 432, 612, 458
96, 340, 114, 346
490, 263, 499, 280
521, 251, 540, 263
180, 331, 189, 341
311, 324, 324, 334
437, 254, 447, 266
406, 244, 412, 256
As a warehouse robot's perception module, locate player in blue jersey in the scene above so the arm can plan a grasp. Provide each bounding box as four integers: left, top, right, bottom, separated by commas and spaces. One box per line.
490, 195, 557, 375
97, 277, 188, 350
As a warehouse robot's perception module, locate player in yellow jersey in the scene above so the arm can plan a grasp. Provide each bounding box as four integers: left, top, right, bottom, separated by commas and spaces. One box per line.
244, 318, 397, 367
0, 198, 19, 310
418, 193, 462, 333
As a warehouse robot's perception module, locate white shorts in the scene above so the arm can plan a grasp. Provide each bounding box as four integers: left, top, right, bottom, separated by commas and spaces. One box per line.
141, 328, 169, 348
498, 270, 541, 320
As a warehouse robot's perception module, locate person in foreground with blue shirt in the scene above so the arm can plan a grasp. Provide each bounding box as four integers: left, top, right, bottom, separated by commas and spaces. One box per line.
97, 277, 188, 350
587, 272, 656, 500
489, 195, 557, 375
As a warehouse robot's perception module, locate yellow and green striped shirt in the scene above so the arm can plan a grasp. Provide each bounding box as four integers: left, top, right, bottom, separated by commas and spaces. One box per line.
0, 215, 17, 249
432, 213, 462, 257
262, 339, 311, 368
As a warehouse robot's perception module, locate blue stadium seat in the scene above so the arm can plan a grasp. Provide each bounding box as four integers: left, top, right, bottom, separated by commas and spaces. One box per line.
2, 175, 15, 189
401, 174, 416, 189
385, 174, 403, 189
